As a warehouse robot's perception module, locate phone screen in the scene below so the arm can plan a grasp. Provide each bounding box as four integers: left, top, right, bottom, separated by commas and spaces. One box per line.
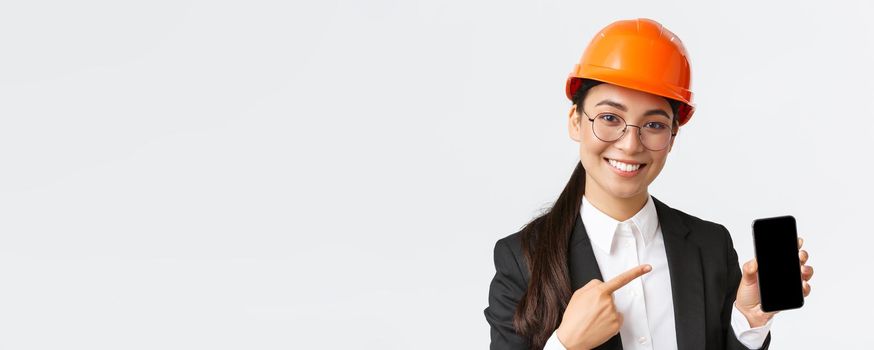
752, 215, 804, 312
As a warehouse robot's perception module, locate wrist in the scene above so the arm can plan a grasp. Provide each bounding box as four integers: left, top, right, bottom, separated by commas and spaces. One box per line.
734, 301, 774, 328
556, 326, 592, 350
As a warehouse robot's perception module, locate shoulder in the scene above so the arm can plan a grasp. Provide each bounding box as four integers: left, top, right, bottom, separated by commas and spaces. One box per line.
491, 228, 530, 281
677, 207, 730, 235
495, 229, 524, 253
653, 197, 734, 249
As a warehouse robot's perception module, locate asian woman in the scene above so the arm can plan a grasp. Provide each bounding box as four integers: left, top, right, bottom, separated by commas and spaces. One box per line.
484, 18, 814, 350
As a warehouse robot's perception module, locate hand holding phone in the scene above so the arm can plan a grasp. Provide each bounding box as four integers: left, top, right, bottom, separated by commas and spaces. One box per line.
752, 215, 805, 312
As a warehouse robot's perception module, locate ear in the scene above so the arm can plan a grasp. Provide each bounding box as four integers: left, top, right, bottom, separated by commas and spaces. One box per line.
568, 105, 582, 142
667, 127, 678, 153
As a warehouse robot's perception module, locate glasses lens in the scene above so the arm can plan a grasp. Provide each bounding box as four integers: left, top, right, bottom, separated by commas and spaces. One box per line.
592, 114, 625, 142
640, 124, 672, 151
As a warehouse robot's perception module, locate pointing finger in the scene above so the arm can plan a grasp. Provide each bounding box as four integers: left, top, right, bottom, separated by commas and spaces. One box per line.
602, 264, 652, 293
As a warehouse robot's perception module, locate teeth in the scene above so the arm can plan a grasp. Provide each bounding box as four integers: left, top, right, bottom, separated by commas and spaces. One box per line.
608, 159, 641, 172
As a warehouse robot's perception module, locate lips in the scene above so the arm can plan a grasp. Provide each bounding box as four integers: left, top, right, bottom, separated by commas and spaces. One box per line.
604, 157, 647, 176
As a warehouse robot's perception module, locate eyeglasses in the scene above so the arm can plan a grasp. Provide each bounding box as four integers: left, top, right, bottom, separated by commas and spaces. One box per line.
582, 110, 677, 151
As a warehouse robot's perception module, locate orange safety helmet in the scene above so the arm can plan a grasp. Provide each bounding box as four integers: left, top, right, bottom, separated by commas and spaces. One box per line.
565, 18, 696, 126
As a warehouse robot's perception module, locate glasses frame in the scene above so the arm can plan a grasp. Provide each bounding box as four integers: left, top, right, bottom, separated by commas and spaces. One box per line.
581, 110, 678, 151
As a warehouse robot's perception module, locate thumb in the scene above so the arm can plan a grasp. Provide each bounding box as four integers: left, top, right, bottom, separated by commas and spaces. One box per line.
741, 259, 758, 286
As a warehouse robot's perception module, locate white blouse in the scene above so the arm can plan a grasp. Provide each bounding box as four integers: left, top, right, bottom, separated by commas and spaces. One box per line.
544, 194, 773, 349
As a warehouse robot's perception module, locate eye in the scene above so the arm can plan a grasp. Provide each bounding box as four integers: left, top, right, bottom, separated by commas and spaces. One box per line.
598, 114, 620, 123
644, 121, 669, 130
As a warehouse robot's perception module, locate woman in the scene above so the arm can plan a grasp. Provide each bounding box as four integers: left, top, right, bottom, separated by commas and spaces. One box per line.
483, 18, 814, 350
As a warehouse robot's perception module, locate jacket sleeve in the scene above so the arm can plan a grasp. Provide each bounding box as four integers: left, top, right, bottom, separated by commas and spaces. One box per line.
484, 238, 531, 349
720, 225, 772, 350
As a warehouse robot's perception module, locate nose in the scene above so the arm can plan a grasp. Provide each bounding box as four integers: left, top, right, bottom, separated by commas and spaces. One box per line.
614, 125, 646, 153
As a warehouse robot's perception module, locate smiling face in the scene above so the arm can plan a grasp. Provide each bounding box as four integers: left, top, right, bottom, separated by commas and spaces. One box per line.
568, 83, 679, 208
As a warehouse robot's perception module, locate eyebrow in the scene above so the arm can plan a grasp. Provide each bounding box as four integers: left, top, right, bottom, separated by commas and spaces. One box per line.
594, 99, 672, 120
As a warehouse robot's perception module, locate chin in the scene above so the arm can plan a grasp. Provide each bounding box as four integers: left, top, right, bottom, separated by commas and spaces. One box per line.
600, 174, 648, 198
606, 186, 645, 199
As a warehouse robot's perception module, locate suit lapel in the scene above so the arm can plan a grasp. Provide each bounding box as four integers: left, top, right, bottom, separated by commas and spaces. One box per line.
567, 197, 706, 350
568, 211, 604, 287
568, 211, 624, 350
652, 196, 705, 350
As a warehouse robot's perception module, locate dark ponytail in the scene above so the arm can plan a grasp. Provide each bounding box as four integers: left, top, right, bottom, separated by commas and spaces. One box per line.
511, 79, 600, 349
512, 79, 681, 349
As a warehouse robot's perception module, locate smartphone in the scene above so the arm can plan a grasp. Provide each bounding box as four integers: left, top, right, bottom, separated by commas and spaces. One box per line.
751, 215, 804, 312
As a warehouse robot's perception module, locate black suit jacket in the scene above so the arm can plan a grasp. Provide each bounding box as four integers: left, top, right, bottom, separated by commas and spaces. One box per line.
484, 196, 771, 350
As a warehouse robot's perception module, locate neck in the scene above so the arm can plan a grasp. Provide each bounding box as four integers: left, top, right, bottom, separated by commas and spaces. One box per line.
583, 174, 649, 222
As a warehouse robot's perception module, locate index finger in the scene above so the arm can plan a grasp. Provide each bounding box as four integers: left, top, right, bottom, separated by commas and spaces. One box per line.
602, 264, 652, 293
798, 237, 804, 249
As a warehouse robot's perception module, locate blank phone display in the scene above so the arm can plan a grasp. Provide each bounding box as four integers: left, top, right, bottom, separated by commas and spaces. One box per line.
752, 216, 804, 312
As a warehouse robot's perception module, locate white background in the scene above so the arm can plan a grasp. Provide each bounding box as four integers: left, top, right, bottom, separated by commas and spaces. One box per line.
0, 0, 871, 349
